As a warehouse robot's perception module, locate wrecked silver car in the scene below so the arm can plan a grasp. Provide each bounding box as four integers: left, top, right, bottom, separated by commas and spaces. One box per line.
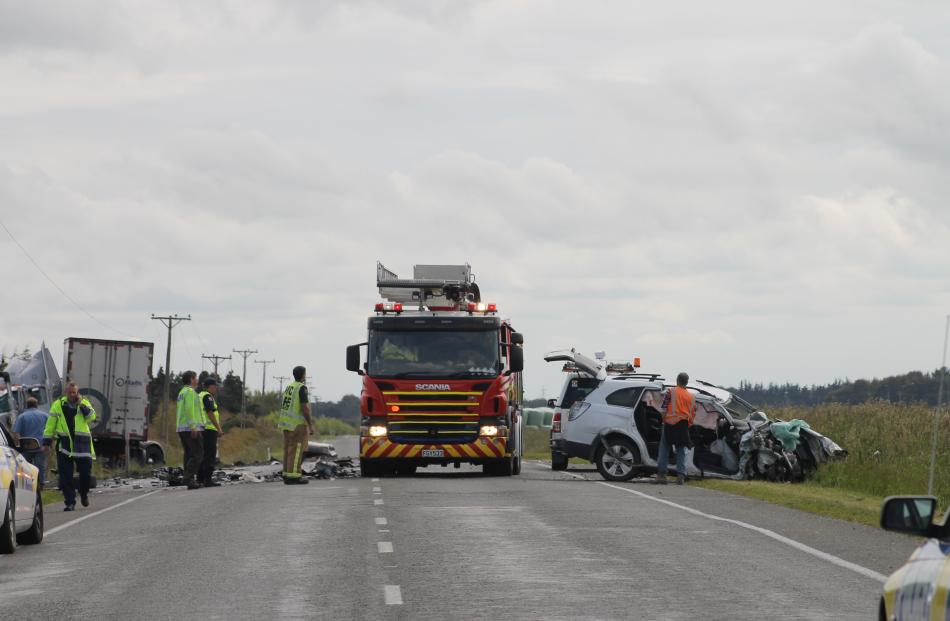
545, 351, 845, 482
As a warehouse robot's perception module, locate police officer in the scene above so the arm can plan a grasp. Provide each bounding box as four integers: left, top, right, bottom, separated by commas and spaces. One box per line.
198, 377, 222, 487
277, 366, 315, 485
43, 381, 97, 510
176, 371, 204, 490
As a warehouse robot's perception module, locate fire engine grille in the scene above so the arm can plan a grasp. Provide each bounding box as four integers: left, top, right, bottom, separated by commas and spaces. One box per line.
383, 391, 481, 444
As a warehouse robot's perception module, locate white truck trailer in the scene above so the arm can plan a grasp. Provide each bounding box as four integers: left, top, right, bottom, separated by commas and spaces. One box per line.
63, 338, 165, 465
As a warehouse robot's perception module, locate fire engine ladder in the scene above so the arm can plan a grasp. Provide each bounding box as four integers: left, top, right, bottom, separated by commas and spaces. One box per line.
376, 262, 481, 310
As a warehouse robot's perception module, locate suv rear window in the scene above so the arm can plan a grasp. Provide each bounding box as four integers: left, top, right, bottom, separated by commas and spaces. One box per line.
605, 387, 644, 407
559, 377, 600, 409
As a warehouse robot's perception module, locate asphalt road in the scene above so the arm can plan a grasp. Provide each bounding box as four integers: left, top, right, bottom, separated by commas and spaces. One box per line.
0, 448, 917, 620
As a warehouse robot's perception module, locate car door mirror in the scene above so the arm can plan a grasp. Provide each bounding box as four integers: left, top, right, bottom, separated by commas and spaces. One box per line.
881, 496, 938, 537
346, 344, 365, 375
17, 437, 40, 451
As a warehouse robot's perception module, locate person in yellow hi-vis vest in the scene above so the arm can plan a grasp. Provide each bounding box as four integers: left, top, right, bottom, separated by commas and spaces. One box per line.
277, 366, 315, 485
198, 376, 223, 488
43, 381, 96, 511
176, 371, 205, 490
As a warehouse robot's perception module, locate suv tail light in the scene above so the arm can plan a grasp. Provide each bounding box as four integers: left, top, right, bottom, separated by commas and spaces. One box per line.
568, 402, 591, 422
551, 411, 561, 433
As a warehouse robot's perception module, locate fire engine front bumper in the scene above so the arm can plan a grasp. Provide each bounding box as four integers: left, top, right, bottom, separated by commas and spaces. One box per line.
360, 437, 509, 463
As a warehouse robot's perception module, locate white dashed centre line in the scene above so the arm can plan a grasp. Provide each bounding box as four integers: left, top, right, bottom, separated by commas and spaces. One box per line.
372, 486, 382, 492
372, 478, 380, 482
384, 585, 403, 605
378, 529, 390, 533
375, 517, 388, 525
374, 499, 384, 505
378, 541, 393, 553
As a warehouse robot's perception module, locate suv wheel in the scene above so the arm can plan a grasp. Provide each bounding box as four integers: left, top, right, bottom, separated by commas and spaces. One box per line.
551, 452, 569, 471
594, 437, 640, 481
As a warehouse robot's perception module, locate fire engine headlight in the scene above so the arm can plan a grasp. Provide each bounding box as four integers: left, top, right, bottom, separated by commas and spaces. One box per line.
369, 425, 388, 438
480, 425, 499, 437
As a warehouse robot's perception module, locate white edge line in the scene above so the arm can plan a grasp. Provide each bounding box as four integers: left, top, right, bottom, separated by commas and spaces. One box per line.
384, 585, 403, 605
46, 490, 162, 537
596, 481, 889, 584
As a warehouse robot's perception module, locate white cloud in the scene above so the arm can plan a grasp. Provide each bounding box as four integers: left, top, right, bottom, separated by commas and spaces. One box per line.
2, 1, 950, 399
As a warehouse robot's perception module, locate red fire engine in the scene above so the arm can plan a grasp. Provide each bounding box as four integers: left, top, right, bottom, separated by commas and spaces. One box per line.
346, 263, 525, 477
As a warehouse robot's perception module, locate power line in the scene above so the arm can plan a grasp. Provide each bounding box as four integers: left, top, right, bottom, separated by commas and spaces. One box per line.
254, 359, 275, 394
0, 217, 133, 338
152, 314, 191, 443
202, 353, 232, 378
273, 376, 290, 394
233, 348, 258, 428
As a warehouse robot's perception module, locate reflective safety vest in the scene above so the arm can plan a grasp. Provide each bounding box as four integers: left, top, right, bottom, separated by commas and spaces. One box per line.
198, 391, 220, 432
664, 386, 695, 426
277, 381, 306, 431
44, 396, 97, 459
176, 386, 204, 432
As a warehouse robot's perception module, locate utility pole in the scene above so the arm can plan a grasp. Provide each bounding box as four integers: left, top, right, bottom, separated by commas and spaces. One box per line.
254, 359, 275, 394
928, 315, 949, 496
232, 348, 257, 428
274, 376, 290, 394
151, 314, 191, 444
202, 353, 232, 378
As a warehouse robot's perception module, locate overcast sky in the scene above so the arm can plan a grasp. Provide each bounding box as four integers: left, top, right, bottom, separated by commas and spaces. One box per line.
1, 1, 949, 401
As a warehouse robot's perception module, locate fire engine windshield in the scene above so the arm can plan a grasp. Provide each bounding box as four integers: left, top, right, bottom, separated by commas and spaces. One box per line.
368, 330, 500, 379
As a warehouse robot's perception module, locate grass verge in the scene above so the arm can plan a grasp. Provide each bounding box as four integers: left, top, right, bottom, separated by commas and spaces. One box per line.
691, 479, 883, 527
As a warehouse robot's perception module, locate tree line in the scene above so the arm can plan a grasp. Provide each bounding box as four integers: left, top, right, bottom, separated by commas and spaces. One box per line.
729, 368, 949, 407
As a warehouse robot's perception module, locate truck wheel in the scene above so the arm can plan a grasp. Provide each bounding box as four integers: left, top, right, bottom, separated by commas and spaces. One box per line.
146, 445, 165, 465
594, 437, 640, 482
360, 460, 381, 477
17, 491, 43, 545
0, 492, 15, 554
483, 457, 513, 476
551, 452, 569, 471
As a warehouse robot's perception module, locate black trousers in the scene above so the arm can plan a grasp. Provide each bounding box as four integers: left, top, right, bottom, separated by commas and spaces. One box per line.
199, 429, 218, 484
57, 452, 92, 506
178, 431, 204, 485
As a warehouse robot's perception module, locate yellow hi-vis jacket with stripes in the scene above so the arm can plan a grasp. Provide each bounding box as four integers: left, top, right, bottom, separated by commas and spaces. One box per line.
277, 382, 306, 431
198, 391, 220, 432
44, 396, 97, 459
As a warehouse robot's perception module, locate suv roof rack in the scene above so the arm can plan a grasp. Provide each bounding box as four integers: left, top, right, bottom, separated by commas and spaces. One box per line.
613, 373, 665, 382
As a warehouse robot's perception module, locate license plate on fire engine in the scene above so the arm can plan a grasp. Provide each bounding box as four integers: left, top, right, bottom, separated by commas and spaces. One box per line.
421, 449, 444, 458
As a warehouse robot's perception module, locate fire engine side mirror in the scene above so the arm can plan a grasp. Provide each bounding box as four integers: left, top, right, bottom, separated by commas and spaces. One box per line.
508, 345, 524, 374
346, 344, 365, 375
510, 332, 524, 346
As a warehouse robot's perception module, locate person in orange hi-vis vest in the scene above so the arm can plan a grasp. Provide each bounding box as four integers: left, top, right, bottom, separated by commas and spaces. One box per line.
655, 372, 696, 485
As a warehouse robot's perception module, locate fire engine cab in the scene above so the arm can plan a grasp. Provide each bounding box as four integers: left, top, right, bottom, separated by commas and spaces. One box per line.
346, 263, 525, 477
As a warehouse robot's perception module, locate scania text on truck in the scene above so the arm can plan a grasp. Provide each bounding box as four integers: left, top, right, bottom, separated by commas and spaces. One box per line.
63, 338, 165, 465
347, 263, 525, 477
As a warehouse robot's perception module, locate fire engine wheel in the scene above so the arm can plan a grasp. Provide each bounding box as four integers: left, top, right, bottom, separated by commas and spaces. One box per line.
594, 437, 640, 482
359, 460, 383, 477
483, 457, 514, 476
395, 465, 417, 476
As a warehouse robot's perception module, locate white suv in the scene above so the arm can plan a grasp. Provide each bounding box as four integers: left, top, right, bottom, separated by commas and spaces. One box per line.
545, 351, 755, 481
